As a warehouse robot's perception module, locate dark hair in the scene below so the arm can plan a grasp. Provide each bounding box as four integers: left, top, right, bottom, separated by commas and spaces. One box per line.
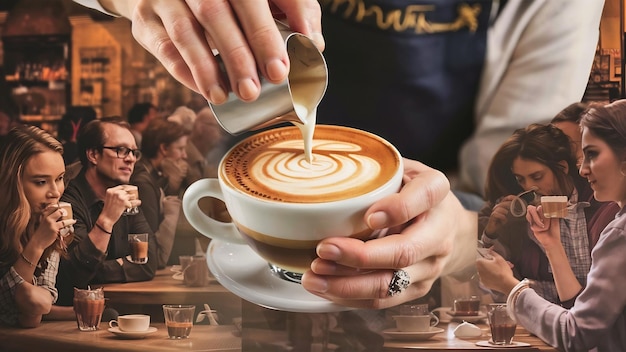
76, 116, 131, 167
127, 103, 156, 125
550, 102, 588, 124
484, 123, 585, 204
141, 118, 189, 159
57, 106, 97, 143
580, 100, 626, 160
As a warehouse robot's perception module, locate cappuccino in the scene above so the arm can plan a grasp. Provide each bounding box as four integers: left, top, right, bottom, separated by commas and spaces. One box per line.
221, 125, 400, 203
182, 125, 403, 275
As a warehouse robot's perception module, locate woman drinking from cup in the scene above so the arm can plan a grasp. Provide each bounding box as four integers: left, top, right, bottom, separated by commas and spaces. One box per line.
0, 125, 76, 327
477, 99, 626, 351
478, 123, 616, 304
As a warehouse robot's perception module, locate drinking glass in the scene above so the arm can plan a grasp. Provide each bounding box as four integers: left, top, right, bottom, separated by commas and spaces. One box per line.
163, 305, 195, 339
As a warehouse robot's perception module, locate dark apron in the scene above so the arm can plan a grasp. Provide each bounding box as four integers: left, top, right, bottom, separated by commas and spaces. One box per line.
318, 0, 496, 172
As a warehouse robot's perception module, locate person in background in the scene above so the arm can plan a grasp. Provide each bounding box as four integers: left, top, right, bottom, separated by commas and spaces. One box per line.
57, 106, 97, 165
550, 102, 589, 167
73, 0, 601, 309
0, 126, 76, 327
477, 99, 626, 351
131, 119, 188, 268
127, 102, 158, 147
55, 117, 157, 306
551, 102, 621, 251
478, 123, 618, 304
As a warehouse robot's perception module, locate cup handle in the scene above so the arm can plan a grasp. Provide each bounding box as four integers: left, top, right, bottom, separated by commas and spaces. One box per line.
430, 313, 440, 327
109, 320, 118, 328
182, 179, 247, 245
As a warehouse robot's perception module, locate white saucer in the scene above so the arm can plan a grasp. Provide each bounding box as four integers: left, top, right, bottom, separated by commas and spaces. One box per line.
125, 255, 148, 264
476, 340, 531, 348
172, 272, 184, 281
207, 240, 353, 313
108, 326, 157, 339
445, 311, 488, 323
382, 327, 445, 341
170, 265, 182, 272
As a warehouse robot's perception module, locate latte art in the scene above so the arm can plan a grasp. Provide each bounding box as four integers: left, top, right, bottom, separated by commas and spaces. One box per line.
253, 139, 381, 198
222, 125, 400, 203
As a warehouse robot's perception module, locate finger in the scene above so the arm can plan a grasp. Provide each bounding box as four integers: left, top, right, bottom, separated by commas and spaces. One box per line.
131, 1, 207, 97
365, 159, 449, 229
230, 1, 291, 83
156, 2, 228, 104
302, 262, 441, 309
309, 258, 374, 276
184, 0, 274, 102
318, 209, 452, 270
271, 0, 324, 51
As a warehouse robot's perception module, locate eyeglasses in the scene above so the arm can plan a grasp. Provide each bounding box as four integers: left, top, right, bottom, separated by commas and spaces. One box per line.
101, 146, 142, 160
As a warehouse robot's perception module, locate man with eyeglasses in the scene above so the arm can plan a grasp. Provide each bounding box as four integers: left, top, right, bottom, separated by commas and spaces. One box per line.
55, 117, 157, 306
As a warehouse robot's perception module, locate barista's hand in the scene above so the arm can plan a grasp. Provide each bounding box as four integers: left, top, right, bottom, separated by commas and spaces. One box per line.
101, 0, 324, 103
301, 159, 478, 309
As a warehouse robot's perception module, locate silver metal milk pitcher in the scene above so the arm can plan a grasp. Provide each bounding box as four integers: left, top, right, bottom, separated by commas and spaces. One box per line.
209, 20, 328, 135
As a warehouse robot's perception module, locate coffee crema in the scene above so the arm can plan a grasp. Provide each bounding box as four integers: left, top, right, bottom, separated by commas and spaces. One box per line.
221, 125, 400, 203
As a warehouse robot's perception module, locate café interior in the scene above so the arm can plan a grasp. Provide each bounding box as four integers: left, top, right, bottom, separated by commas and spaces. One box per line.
0, 0, 625, 351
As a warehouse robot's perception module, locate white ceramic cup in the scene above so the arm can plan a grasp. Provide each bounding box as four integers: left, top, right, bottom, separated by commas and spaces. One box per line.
182, 125, 403, 274
108, 314, 150, 332
393, 314, 439, 332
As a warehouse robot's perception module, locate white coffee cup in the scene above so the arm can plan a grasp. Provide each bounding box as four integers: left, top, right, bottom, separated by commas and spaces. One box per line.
182, 125, 403, 274
393, 314, 439, 332
108, 314, 150, 332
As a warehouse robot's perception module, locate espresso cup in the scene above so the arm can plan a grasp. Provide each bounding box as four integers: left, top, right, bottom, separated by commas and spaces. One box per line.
393, 314, 439, 332
182, 125, 403, 274
108, 314, 150, 332
541, 196, 568, 218
453, 296, 481, 316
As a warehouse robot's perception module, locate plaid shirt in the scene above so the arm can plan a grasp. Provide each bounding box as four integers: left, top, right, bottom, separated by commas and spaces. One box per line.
0, 251, 60, 326
527, 191, 591, 304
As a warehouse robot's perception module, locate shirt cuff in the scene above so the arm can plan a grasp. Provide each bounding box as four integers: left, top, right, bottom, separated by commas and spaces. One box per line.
73, 0, 121, 17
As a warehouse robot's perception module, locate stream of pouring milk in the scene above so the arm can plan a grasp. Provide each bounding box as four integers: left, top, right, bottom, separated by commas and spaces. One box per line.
293, 102, 315, 163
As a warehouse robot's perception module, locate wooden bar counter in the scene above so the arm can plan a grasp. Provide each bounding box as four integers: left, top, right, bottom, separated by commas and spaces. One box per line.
100, 266, 237, 306
0, 321, 241, 352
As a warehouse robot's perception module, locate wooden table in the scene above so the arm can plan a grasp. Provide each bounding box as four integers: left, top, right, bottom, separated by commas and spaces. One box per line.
384, 322, 558, 351
100, 266, 237, 306
98, 266, 241, 325
0, 321, 240, 352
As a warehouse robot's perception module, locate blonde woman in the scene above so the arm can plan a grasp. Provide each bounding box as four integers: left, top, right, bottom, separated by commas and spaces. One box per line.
0, 125, 76, 327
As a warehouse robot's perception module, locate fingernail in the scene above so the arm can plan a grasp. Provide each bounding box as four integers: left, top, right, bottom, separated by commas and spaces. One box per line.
208, 85, 227, 104
302, 273, 328, 293
237, 78, 259, 101
316, 243, 341, 261
265, 58, 288, 82
366, 211, 389, 229
311, 32, 325, 51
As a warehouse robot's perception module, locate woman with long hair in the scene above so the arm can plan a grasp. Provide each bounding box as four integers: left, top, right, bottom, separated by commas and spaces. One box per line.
0, 125, 76, 327
478, 123, 615, 305
477, 99, 626, 351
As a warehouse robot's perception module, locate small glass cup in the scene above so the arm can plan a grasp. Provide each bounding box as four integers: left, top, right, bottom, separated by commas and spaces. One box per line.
73, 287, 105, 331
122, 185, 140, 216
453, 296, 481, 316
128, 233, 148, 264
163, 305, 195, 339
57, 201, 74, 248
183, 255, 209, 287
487, 303, 517, 345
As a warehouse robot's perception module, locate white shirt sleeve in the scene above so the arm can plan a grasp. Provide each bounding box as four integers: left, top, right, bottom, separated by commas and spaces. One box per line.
72, 0, 120, 17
